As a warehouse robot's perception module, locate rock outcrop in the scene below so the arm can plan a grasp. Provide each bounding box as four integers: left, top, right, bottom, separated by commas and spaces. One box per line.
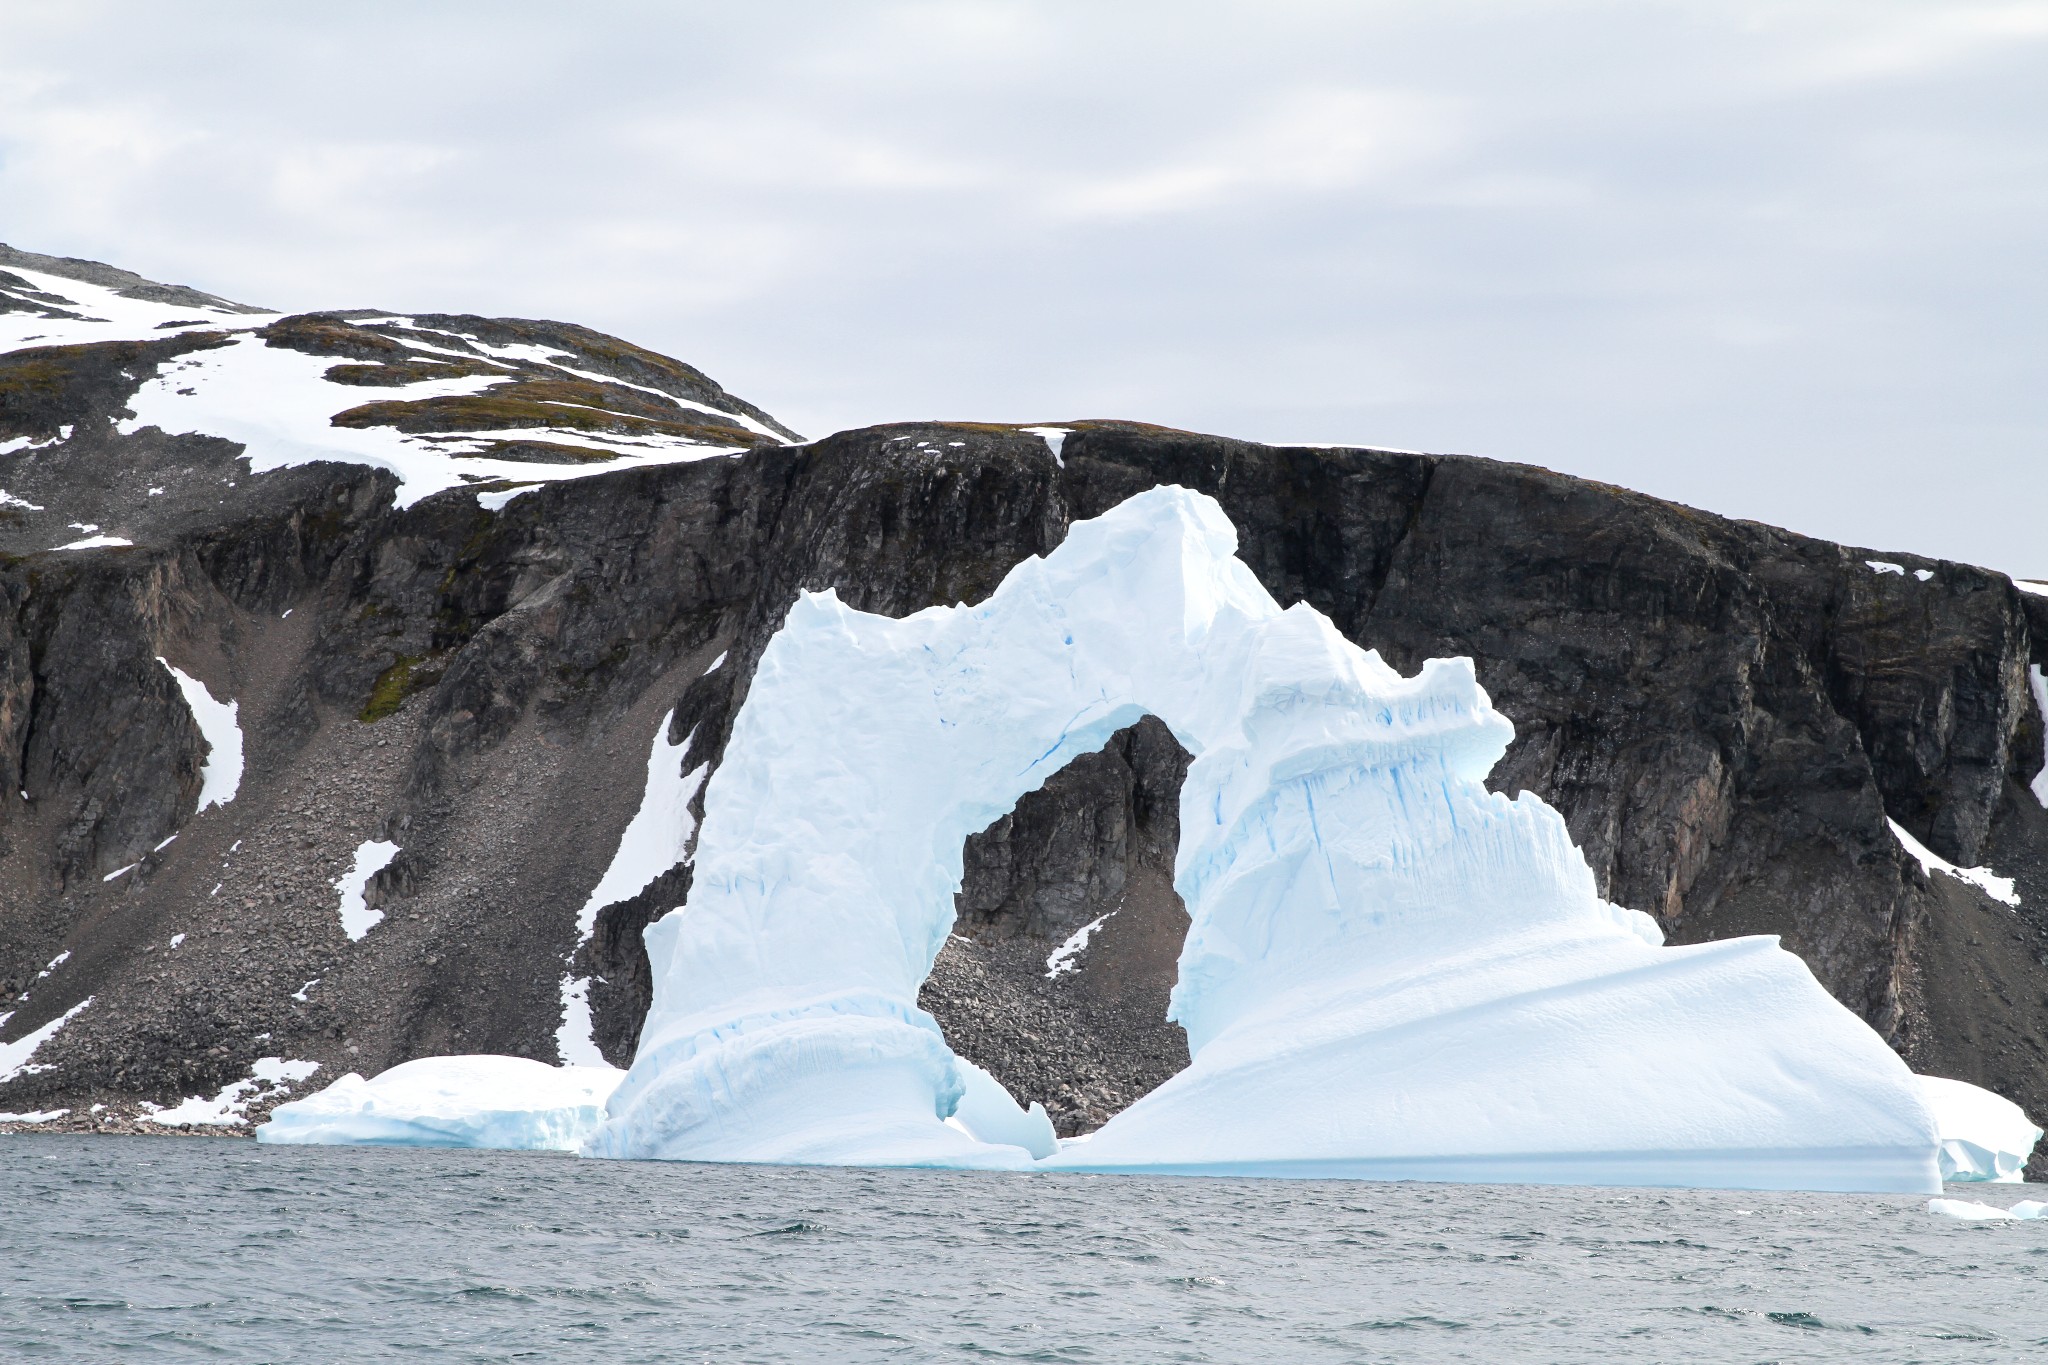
3, 248, 2045, 1173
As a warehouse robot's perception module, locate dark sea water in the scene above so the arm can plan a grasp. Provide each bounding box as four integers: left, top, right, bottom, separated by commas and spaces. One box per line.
1, 1136, 2043, 1363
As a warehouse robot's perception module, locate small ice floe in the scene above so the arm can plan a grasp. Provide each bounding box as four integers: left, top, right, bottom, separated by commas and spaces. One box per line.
256, 1055, 623, 1151
1021, 426, 1070, 467
1889, 819, 2020, 907
334, 840, 401, 940
1927, 1198, 2048, 1221
0, 998, 93, 1085
1917, 1075, 2043, 1182
158, 659, 243, 810
1046, 912, 1114, 979
1867, 560, 1905, 576
143, 1057, 322, 1127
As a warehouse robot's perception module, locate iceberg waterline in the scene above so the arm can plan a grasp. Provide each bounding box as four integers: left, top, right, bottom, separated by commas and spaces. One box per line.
563, 484, 1950, 1192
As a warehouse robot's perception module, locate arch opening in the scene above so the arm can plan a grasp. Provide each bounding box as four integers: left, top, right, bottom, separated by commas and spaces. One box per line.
921, 715, 1193, 1137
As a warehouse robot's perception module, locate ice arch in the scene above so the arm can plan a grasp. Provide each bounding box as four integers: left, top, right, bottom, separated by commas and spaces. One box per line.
587, 486, 1940, 1192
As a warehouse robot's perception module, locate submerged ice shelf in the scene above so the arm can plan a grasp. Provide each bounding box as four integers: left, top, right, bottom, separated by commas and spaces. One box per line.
577, 485, 1955, 1193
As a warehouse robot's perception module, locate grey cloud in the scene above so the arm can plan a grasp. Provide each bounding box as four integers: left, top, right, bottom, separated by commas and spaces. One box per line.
2, 0, 2043, 570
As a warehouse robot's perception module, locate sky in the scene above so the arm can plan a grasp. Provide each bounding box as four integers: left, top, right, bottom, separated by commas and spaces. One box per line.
2, 1, 2043, 573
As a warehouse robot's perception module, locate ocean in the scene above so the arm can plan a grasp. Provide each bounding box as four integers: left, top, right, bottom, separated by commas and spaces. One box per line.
2, 1135, 2041, 1362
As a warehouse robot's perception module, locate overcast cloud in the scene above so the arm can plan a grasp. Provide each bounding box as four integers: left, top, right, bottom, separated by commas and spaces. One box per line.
3, 1, 2043, 571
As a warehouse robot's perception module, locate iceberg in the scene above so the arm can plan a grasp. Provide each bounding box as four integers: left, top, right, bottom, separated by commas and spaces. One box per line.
1917, 1074, 2043, 1183
585, 485, 1943, 1192
257, 1055, 622, 1151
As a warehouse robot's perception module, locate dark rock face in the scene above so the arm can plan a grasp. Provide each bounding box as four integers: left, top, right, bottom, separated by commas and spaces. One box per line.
4, 260, 2046, 1173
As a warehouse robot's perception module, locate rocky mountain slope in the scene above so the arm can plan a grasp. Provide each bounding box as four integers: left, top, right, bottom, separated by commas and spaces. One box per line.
3, 245, 2046, 1171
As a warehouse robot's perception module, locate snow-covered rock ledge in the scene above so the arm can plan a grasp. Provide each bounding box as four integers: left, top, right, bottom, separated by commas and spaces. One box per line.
567, 485, 1949, 1193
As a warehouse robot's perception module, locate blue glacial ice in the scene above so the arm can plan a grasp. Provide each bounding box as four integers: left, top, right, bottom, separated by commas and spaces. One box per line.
585, 484, 1948, 1193
1918, 1074, 2043, 1183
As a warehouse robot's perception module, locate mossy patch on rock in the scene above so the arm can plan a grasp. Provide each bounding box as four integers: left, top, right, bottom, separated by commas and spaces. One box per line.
360, 652, 445, 723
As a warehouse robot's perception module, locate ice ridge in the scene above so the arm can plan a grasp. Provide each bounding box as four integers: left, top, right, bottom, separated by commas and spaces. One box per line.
586, 485, 1945, 1192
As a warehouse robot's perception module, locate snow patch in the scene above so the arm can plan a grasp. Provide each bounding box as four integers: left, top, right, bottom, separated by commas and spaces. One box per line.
53, 535, 131, 550
1021, 427, 1069, 466
158, 659, 243, 809
257, 1055, 623, 1150
334, 840, 400, 940
143, 1057, 322, 1127
0, 998, 92, 1084
102, 863, 136, 882
1046, 912, 1115, 979
0, 1109, 69, 1124
1914, 568, 1934, 582
1867, 560, 1905, 576
1888, 818, 2019, 907
0, 489, 44, 511
2014, 579, 2048, 598
168, 933, 185, 949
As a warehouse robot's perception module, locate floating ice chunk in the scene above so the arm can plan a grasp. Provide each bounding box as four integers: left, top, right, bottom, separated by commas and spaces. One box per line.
0, 998, 92, 1084
1927, 1197, 2016, 1220
158, 659, 243, 810
1867, 560, 1905, 576
144, 1057, 321, 1127
1917, 1075, 2042, 1183
257, 1055, 624, 1150
1046, 913, 1114, 978
335, 840, 400, 940
1888, 819, 2019, 907
589, 486, 1942, 1192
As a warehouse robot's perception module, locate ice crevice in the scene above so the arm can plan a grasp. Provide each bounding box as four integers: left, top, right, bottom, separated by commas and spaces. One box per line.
579, 485, 1961, 1193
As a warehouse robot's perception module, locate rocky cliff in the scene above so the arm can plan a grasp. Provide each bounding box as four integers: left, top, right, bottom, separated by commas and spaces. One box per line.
4, 246, 2045, 1171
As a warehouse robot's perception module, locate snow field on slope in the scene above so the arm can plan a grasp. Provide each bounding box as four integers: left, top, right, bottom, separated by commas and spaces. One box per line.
0, 264, 267, 351
334, 840, 401, 941
1888, 818, 2019, 907
587, 485, 1944, 1192
143, 1058, 322, 1127
118, 337, 750, 510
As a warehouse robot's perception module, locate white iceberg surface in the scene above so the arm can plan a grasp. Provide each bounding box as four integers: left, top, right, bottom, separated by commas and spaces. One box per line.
1917, 1074, 2042, 1183
257, 1055, 622, 1151
584, 485, 1943, 1193
1927, 1197, 2047, 1221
